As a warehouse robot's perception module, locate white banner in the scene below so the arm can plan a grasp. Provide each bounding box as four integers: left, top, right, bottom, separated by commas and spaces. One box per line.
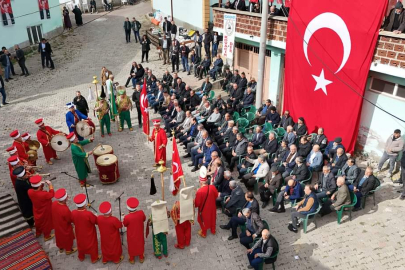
222, 13, 237, 61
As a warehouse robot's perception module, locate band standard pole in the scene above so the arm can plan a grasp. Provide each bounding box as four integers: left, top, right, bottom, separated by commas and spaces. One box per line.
255, 0, 269, 109
160, 172, 165, 201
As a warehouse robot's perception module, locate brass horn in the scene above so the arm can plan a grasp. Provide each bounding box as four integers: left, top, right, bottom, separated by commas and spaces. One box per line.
28, 140, 40, 151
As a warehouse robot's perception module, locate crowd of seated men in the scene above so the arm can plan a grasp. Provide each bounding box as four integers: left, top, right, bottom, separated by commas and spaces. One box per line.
142, 62, 383, 270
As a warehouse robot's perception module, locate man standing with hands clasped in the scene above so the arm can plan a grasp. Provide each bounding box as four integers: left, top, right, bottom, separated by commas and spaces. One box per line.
28, 175, 54, 241
124, 17, 132, 43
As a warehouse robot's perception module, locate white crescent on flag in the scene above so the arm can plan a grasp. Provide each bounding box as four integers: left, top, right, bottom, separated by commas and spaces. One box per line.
141, 93, 148, 113
173, 161, 179, 174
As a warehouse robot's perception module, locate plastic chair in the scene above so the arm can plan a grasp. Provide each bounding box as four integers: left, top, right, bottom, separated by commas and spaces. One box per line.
263, 220, 270, 230
237, 118, 249, 129
254, 177, 265, 195
249, 105, 257, 114
300, 171, 312, 184
336, 192, 357, 224
207, 90, 215, 102
275, 127, 285, 138
263, 122, 273, 133
361, 179, 381, 209
245, 112, 256, 123
258, 238, 279, 270
222, 195, 230, 214
233, 111, 240, 122
300, 205, 321, 233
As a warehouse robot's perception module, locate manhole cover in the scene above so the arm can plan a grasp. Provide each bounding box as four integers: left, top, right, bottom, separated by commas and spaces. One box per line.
94, 18, 107, 22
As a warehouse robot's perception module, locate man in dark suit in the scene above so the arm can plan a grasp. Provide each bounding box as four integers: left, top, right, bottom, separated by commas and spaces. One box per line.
162, 70, 173, 87
219, 126, 238, 152
330, 148, 348, 175
215, 168, 232, 205
351, 167, 378, 211
278, 144, 298, 178
226, 69, 241, 92
341, 158, 360, 184
229, 83, 244, 109
253, 99, 272, 125
314, 166, 336, 200
202, 28, 212, 57
124, 62, 137, 88
238, 72, 248, 90
254, 132, 278, 156
249, 126, 265, 149
232, 0, 246, 11
284, 156, 310, 182
14, 45, 29, 76
238, 87, 254, 112
196, 55, 211, 79
311, 127, 328, 150
265, 106, 281, 127
237, 146, 257, 178
196, 77, 212, 98
223, 181, 246, 217
162, 17, 172, 35
38, 38, 54, 69
381, 2, 405, 34
186, 90, 201, 111
209, 54, 223, 81
259, 166, 282, 208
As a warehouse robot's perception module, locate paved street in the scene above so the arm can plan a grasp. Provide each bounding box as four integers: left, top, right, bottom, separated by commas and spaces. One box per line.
1, 2, 404, 270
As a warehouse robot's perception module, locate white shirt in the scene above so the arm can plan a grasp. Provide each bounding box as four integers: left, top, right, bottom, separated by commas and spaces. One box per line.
41, 43, 46, 52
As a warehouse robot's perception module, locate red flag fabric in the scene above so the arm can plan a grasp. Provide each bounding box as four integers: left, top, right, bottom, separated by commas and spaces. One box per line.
140, 78, 149, 136
283, 0, 291, 7
283, 0, 387, 153
171, 136, 183, 196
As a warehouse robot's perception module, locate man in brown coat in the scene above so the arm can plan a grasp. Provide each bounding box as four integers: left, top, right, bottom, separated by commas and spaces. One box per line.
381, 2, 405, 34
259, 166, 282, 209
320, 177, 351, 216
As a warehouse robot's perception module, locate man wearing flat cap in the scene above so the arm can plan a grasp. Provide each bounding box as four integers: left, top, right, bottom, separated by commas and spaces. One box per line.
381, 2, 405, 34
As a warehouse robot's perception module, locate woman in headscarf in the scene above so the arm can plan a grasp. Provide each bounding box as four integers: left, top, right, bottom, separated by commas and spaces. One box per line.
72, 5, 83, 26
62, 6, 72, 30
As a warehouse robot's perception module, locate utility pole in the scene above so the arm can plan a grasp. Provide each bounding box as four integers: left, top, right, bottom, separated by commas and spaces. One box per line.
171, 0, 173, 20
255, 0, 269, 108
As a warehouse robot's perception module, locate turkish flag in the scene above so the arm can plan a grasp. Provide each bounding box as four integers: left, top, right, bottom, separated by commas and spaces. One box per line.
171, 137, 184, 196
283, 0, 387, 153
140, 78, 149, 136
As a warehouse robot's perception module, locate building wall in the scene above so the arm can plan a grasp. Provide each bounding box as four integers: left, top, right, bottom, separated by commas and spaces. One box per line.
152, 0, 205, 30
0, 0, 63, 50
357, 74, 405, 160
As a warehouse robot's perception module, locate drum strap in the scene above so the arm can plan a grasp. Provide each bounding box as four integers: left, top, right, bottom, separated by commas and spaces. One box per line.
40, 128, 52, 142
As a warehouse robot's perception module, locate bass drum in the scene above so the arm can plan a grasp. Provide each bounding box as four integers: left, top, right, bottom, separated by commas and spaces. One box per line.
51, 134, 70, 152
76, 120, 96, 138
93, 144, 113, 163
96, 154, 120, 184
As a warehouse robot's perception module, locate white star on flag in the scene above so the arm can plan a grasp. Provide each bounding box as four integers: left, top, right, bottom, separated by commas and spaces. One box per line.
312, 69, 332, 95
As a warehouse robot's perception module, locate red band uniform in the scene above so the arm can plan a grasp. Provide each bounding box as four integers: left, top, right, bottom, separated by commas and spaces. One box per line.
148, 120, 168, 166
10, 130, 30, 163
27, 175, 55, 239
171, 201, 192, 248
97, 201, 123, 264
71, 194, 100, 263
52, 189, 76, 254
123, 197, 146, 264
35, 118, 61, 163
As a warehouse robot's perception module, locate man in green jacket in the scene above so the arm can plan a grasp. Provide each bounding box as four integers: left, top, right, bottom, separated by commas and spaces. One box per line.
67, 132, 94, 187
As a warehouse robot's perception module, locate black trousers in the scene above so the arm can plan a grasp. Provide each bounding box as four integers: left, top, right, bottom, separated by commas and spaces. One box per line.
171, 55, 179, 72
142, 51, 149, 62
41, 52, 54, 68
136, 106, 142, 126
18, 59, 29, 75
125, 30, 131, 42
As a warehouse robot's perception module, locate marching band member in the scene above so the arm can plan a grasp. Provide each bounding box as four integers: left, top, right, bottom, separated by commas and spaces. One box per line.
35, 118, 62, 165
12, 166, 34, 227
71, 194, 101, 263
21, 132, 31, 152
52, 188, 77, 255
123, 197, 146, 264
171, 200, 192, 249
66, 132, 93, 187
94, 96, 111, 137
27, 175, 55, 241
97, 201, 124, 264
66, 102, 90, 141
149, 119, 168, 166
10, 130, 29, 162
8, 156, 28, 187
116, 89, 133, 132
195, 167, 218, 238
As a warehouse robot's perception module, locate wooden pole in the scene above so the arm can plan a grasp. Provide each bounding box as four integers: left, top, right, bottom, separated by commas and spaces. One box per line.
182, 176, 186, 188
95, 84, 99, 97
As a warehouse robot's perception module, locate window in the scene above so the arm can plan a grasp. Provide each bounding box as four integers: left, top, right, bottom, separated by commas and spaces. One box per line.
370, 77, 405, 100
27, 25, 43, 45
397, 85, 405, 99
370, 78, 395, 95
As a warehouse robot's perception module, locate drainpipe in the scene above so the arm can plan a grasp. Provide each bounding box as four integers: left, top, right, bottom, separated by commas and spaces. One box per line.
255, 0, 269, 108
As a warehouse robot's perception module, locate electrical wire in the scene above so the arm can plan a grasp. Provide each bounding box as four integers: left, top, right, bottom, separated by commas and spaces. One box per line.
280, 4, 405, 123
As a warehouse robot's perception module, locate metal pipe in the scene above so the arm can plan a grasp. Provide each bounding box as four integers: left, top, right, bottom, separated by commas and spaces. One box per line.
255, 0, 269, 108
